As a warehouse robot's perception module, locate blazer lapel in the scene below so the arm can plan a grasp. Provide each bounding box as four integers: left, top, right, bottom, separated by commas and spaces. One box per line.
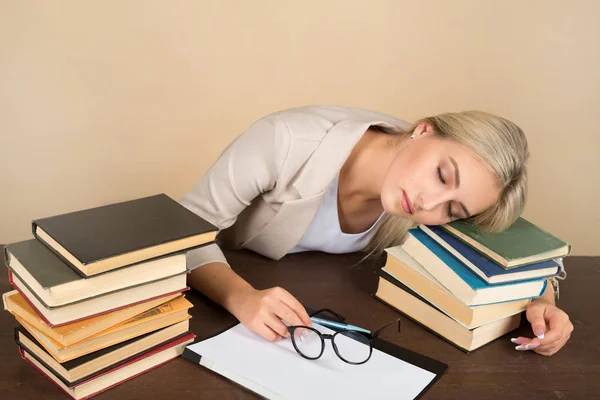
291, 119, 399, 198
244, 118, 399, 260
241, 194, 324, 260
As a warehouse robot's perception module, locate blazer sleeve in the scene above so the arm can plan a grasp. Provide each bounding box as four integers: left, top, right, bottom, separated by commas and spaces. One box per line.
180, 115, 291, 270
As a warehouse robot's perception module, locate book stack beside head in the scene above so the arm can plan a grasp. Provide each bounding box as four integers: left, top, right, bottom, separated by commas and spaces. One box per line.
2, 194, 218, 399
376, 218, 570, 353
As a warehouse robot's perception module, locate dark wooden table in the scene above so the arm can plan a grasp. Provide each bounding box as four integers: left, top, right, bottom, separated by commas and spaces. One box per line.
1, 248, 599, 399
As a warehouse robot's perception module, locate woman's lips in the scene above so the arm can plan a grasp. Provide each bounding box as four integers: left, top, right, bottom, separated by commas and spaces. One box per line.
401, 191, 413, 214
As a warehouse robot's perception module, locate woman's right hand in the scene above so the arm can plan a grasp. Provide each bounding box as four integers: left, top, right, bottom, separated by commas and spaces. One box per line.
228, 286, 312, 342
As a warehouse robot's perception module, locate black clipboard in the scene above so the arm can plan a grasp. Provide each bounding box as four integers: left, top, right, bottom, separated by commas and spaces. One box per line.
183, 310, 447, 400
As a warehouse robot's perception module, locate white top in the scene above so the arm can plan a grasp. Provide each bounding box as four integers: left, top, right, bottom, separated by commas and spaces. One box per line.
288, 174, 384, 254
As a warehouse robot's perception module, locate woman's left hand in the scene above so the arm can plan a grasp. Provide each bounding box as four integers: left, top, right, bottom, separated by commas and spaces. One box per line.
511, 299, 574, 356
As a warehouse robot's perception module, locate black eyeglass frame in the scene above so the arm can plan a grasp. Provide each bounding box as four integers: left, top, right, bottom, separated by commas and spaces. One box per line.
287, 308, 401, 365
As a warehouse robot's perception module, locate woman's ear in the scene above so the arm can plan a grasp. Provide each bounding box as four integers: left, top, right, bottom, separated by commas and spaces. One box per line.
412, 122, 435, 138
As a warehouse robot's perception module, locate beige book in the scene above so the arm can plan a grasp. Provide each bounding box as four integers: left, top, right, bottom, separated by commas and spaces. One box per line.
10, 272, 187, 326
376, 277, 521, 352
17, 320, 190, 383
3, 290, 180, 346
21, 338, 194, 400
17, 296, 193, 362
381, 248, 529, 328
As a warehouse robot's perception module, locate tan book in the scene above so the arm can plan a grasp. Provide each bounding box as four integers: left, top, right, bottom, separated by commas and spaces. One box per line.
16, 321, 191, 384
3, 290, 180, 346
9, 270, 187, 326
17, 296, 193, 363
375, 277, 521, 353
20, 335, 194, 400
382, 248, 529, 329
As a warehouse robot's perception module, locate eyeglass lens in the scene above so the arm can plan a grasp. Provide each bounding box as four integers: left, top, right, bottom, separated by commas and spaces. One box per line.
292, 327, 372, 364
333, 331, 371, 363
293, 327, 323, 359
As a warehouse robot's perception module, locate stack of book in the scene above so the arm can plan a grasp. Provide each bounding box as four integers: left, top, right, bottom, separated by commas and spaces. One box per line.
2, 194, 217, 399
375, 218, 570, 353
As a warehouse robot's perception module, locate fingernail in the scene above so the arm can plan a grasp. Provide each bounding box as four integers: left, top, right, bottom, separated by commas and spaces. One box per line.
515, 342, 540, 351
510, 338, 519, 343
534, 327, 545, 339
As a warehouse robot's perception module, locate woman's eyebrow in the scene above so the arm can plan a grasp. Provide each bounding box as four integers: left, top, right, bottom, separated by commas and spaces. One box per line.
449, 156, 460, 188
449, 156, 470, 217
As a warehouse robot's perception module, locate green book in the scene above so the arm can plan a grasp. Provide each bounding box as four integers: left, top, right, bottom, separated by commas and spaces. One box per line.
441, 218, 571, 269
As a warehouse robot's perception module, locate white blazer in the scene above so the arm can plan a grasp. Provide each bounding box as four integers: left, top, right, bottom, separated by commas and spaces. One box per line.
181, 105, 409, 269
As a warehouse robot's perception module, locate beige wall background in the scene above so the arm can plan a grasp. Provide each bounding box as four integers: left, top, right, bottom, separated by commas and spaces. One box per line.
1, 1, 598, 255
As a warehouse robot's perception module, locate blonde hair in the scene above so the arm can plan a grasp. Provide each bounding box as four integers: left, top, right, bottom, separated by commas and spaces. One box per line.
366, 111, 529, 255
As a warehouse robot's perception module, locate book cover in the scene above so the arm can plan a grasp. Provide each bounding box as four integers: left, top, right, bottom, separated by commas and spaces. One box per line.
421, 225, 560, 284
9, 268, 188, 310
402, 228, 547, 306
19, 335, 194, 400
9, 270, 189, 327
17, 295, 193, 362
5, 238, 186, 307
3, 290, 180, 346
442, 218, 571, 268
379, 252, 529, 329
15, 324, 193, 386
375, 270, 522, 353
32, 193, 218, 276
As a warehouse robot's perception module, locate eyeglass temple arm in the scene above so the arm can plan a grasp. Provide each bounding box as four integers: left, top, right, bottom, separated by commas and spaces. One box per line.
372, 318, 402, 338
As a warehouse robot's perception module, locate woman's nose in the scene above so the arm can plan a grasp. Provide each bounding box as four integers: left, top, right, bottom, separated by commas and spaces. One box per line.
416, 192, 451, 212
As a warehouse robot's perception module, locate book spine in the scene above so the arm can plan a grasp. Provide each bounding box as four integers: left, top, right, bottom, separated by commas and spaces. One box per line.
8, 269, 14, 285
3, 245, 10, 270
13, 326, 19, 344
30, 220, 39, 237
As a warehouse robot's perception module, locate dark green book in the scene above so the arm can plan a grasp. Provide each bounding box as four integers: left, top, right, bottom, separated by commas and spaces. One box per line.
442, 218, 571, 269
32, 193, 218, 277
4, 239, 187, 308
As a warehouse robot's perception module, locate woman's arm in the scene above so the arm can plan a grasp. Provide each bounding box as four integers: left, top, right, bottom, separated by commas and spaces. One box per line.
181, 115, 311, 340
512, 278, 573, 355
188, 262, 311, 341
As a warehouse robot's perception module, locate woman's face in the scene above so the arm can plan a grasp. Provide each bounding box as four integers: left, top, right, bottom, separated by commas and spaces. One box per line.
380, 122, 502, 225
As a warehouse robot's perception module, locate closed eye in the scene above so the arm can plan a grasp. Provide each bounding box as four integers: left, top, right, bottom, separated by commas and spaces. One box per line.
437, 166, 446, 184
447, 203, 454, 219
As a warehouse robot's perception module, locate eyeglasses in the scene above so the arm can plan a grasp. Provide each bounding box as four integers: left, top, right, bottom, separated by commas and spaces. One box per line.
287, 308, 401, 365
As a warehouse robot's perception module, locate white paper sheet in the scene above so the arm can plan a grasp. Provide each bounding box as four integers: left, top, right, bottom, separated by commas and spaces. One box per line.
186, 323, 437, 400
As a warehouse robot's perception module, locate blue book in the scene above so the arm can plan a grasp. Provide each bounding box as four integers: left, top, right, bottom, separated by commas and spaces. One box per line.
421, 225, 560, 284
400, 227, 547, 306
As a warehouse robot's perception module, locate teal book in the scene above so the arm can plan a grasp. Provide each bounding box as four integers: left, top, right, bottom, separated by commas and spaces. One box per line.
420, 225, 560, 284
442, 218, 570, 269
400, 228, 547, 306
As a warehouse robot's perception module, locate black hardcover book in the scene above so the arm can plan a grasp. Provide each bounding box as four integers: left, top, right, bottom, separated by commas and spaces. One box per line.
15, 324, 193, 386
32, 193, 218, 277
